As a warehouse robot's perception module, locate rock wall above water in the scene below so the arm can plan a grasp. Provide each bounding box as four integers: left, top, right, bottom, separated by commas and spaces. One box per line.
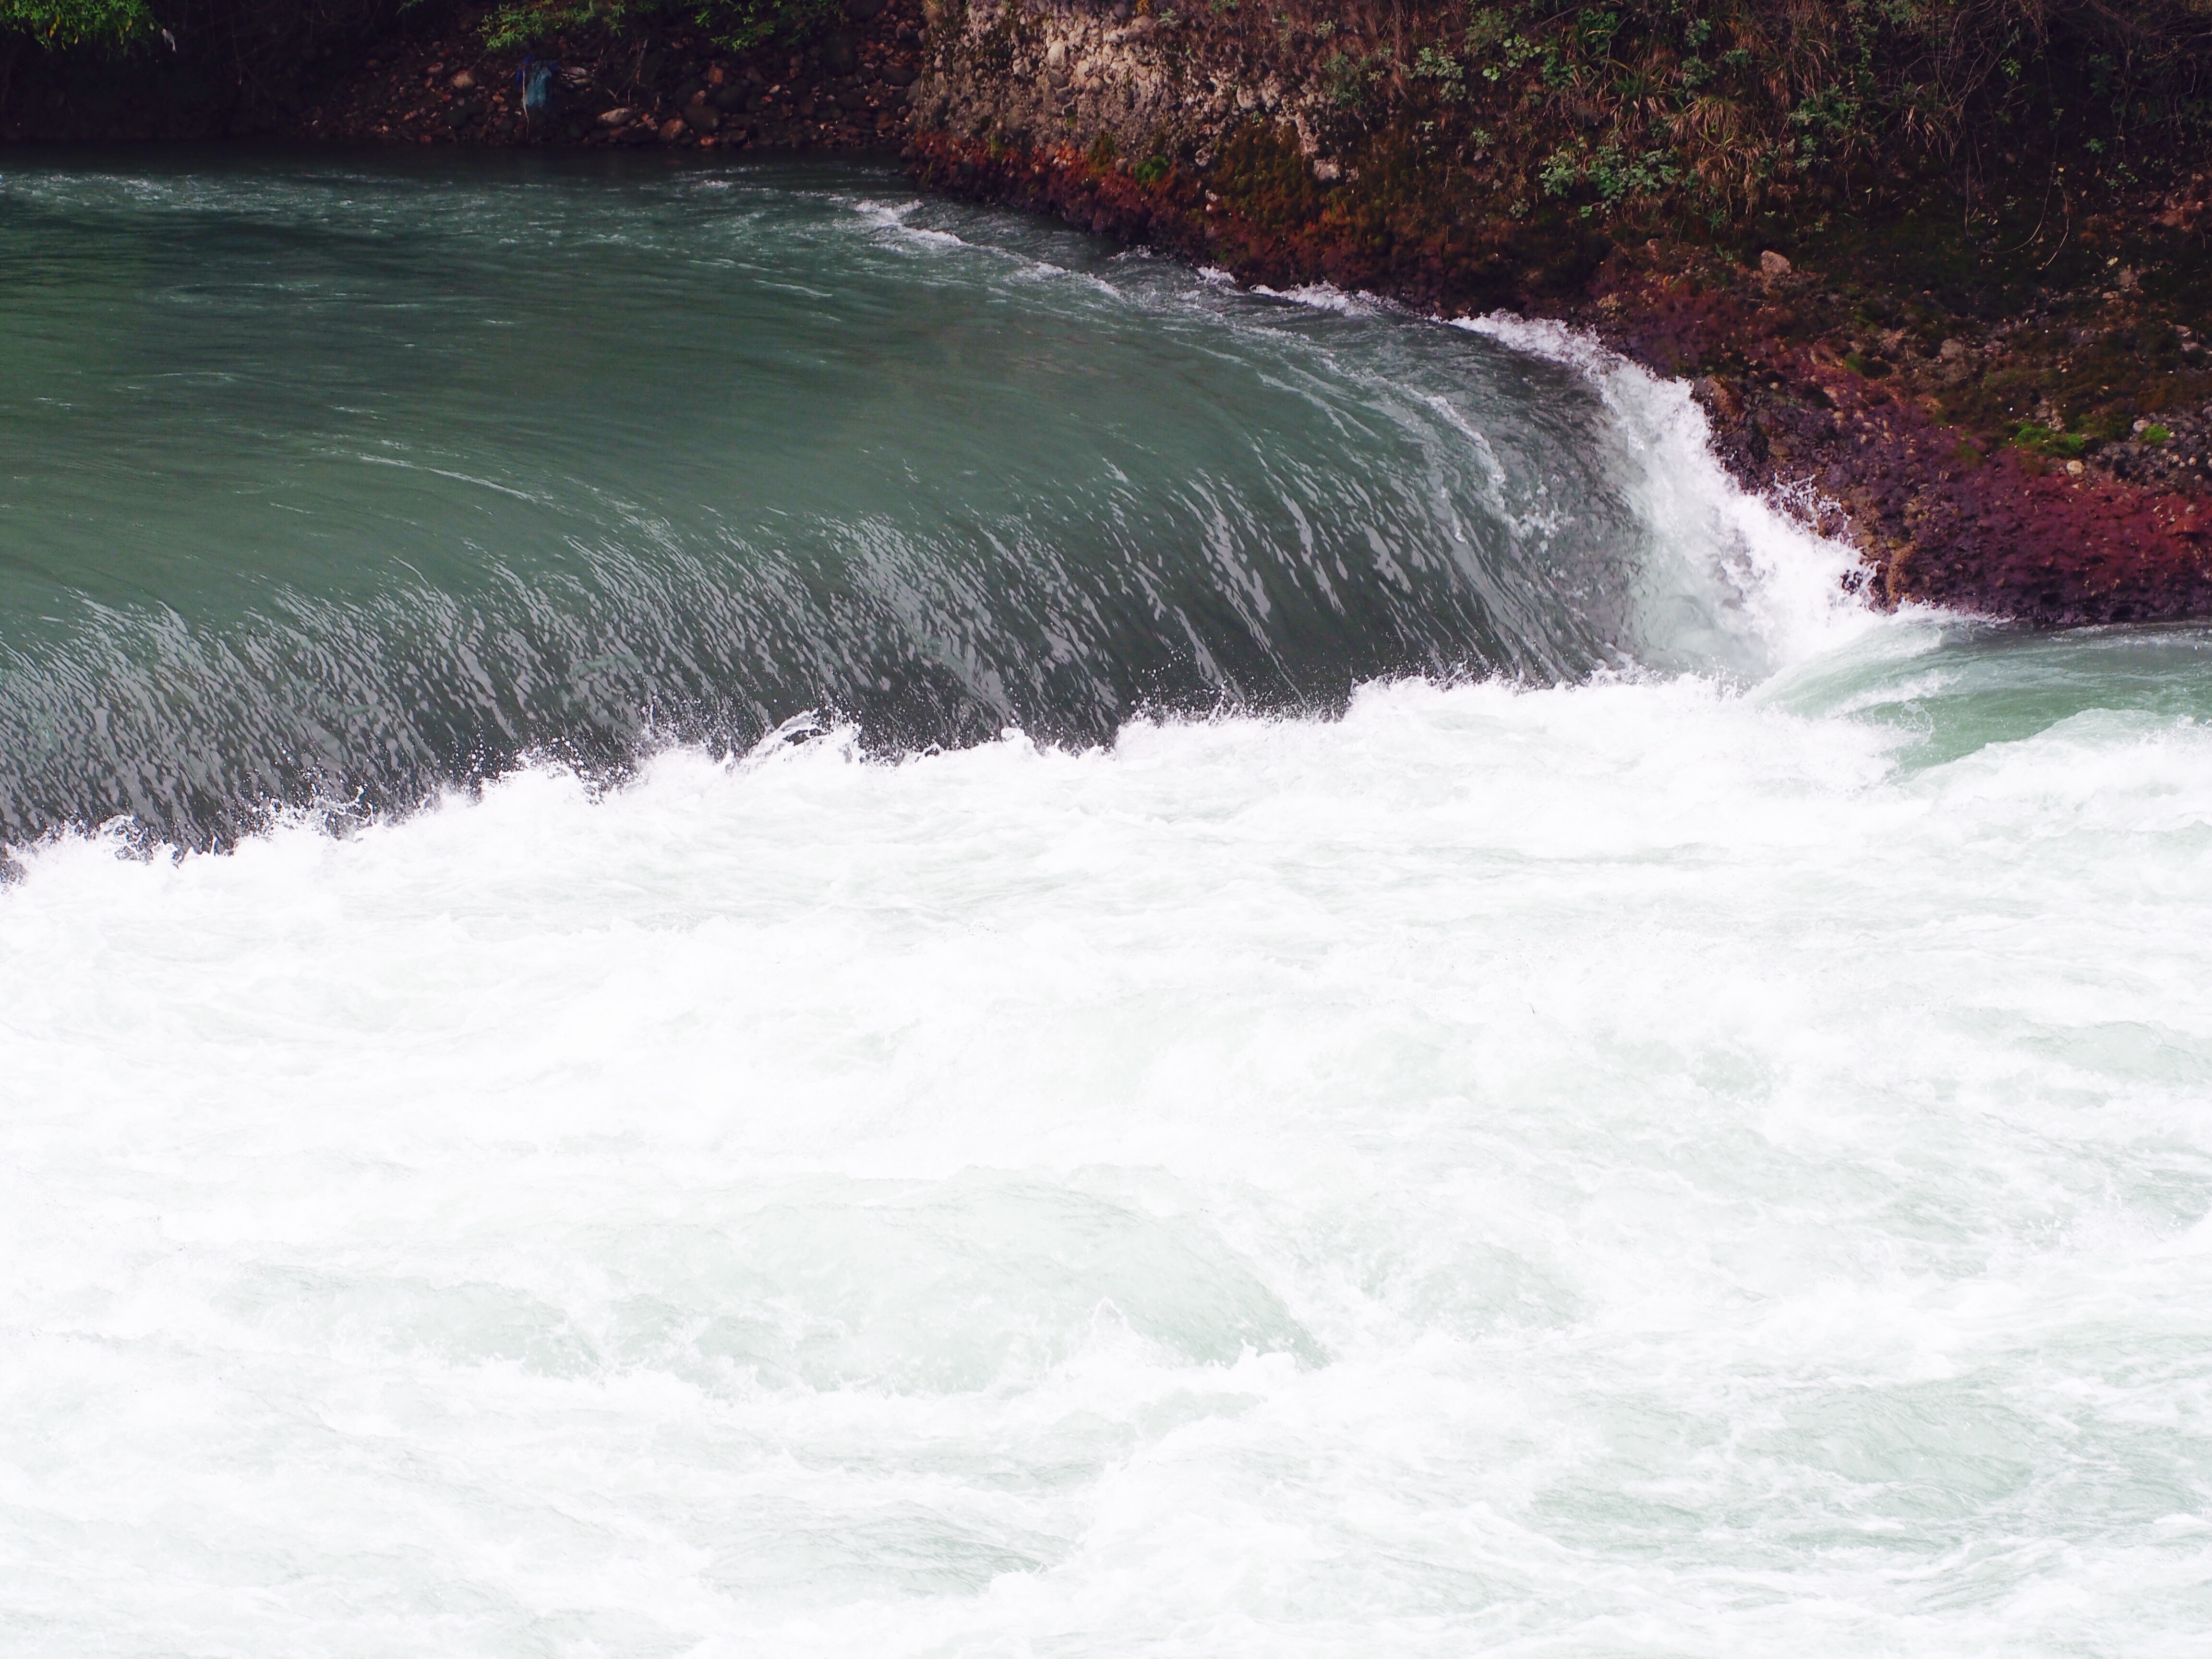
293, 2, 926, 152
0, 1, 928, 150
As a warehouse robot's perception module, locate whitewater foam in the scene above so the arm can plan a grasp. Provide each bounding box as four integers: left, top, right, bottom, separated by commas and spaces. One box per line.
1460, 312, 1877, 676
5, 669, 2212, 1655
1181, 277, 1876, 680
6, 155, 2211, 1658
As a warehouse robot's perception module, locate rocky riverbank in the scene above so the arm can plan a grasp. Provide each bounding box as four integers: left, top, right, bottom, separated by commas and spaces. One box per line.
8, 0, 2210, 624
282, 3, 923, 153
902, 1, 2212, 625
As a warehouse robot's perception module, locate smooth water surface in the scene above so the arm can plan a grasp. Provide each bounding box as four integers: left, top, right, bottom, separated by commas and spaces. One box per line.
3, 151, 2211, 1658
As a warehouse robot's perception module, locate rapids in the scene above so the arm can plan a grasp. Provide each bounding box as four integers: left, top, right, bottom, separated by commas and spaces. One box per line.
3, 152, 2211, 1656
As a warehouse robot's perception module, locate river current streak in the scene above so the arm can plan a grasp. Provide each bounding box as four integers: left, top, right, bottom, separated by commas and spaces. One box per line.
2, 150, 1665, 846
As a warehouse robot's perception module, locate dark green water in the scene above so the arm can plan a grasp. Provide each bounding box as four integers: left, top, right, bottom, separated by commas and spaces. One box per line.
1, 148, 1677, 846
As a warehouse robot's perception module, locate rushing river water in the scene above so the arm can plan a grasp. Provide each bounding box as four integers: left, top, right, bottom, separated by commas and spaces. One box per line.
3, 152, 2212, 1656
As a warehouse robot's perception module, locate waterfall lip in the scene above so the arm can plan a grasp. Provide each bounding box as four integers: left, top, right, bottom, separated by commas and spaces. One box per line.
1452, 310, 1900, 682
0, 157, 2043, 855
1096, 266, 1897, 684
1210, 278, 1904, 682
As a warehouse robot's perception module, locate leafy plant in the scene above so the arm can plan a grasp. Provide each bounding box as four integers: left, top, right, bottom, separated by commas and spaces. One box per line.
2013, 423, 2089, 457
1412, 43, 1464, 100
1345, 0, 2212, 224
0, 0, 153, 48
481, 0, 841, 53
1321, 47, 1365, 106
1542, 138, 1682, 213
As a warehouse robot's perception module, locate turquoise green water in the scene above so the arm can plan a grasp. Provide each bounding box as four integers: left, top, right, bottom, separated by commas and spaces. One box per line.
1, 148, 1667, 844
1765, 618, 2212, 766
4, 152, 2211, 1658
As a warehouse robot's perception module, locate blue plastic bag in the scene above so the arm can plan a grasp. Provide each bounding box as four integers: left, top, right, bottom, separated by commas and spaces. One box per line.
520, 58, 556, 117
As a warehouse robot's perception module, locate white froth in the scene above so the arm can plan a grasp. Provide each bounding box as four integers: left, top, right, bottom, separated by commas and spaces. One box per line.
6, 671, 2212, 1655
4, 168, 2204, 1651
1459, 312, 1879, 676
1153, 278, 1878, 681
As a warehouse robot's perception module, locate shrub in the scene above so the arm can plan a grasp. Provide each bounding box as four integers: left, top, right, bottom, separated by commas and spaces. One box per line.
0, 0, 152, 47
480, 0, 841, 52
1311, 0, 2212, 220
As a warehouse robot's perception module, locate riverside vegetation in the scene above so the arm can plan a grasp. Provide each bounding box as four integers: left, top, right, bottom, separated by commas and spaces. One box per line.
6, 0, 2212, 621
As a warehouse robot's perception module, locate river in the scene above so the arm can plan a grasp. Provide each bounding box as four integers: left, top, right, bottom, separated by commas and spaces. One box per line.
3, 150, 2211, 1656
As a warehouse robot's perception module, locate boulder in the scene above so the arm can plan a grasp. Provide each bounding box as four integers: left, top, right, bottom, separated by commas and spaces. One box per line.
658, 117, 687, 144
684, 102, 721, 132
597, 107, 636, 127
